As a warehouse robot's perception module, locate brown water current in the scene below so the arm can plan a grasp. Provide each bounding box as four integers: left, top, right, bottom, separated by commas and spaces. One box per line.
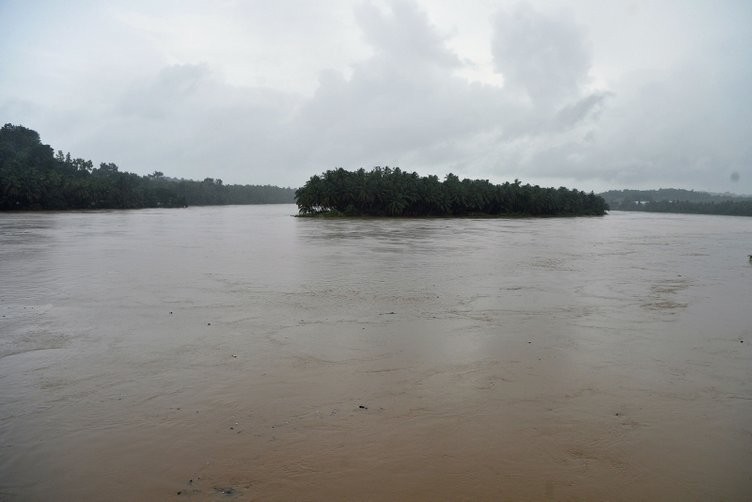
1, 205, 751, 500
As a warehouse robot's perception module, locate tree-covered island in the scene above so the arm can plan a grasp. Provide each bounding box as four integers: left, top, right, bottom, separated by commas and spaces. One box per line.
295, 167, 608, 217
0, 124, 295, 210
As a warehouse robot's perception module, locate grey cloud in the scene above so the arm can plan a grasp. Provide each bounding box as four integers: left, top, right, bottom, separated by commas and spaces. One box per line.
492, 3, 591, 105
72, 63, 304, 184
3, 0, 750, 194
516, 59, 752, 192
289, 2, 511, 176
118, 64, 212, 119
354, 1, 461, 69
30, 1, 604, 187
554, 91, 612, 130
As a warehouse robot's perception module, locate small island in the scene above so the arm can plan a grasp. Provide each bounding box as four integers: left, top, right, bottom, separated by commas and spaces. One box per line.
296, 167, 608, 217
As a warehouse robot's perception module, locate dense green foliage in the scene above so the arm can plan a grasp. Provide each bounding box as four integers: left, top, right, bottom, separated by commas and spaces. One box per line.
0, 124, 295, 210
296, 167, 608, 216
599, 188, 752, 216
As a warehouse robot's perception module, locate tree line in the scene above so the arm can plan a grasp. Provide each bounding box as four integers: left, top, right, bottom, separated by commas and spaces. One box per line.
0, 124, 295, 210
295, 167, 608, 217
600, 188, 747, 208
599, 188, 752, 216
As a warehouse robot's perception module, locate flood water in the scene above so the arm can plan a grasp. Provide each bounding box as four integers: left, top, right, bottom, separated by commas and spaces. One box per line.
1, 205, 751, 501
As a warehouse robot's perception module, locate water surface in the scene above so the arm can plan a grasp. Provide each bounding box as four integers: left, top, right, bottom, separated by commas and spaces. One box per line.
1, 206, 751, 500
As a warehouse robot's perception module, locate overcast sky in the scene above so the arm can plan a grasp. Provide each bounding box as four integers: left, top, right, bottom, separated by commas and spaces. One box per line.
2, 0, 751, 193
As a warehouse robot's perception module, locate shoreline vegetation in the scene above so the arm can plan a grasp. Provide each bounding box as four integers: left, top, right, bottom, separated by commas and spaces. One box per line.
599, 189, 752, 217
295, 168, 609, 217
0, 124, 295, 210
5, 122, 750, 218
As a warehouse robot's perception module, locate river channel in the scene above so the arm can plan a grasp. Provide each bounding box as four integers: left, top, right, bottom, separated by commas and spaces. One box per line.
1, 205, 750, 500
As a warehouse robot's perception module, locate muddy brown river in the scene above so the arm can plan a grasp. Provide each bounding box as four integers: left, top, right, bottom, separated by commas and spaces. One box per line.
1, 205, 751, 500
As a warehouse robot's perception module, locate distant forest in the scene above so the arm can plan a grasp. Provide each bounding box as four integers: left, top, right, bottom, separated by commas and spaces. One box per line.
0, 124, 295, 210
600, 188, 752, 216
296, 167, 608, 217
